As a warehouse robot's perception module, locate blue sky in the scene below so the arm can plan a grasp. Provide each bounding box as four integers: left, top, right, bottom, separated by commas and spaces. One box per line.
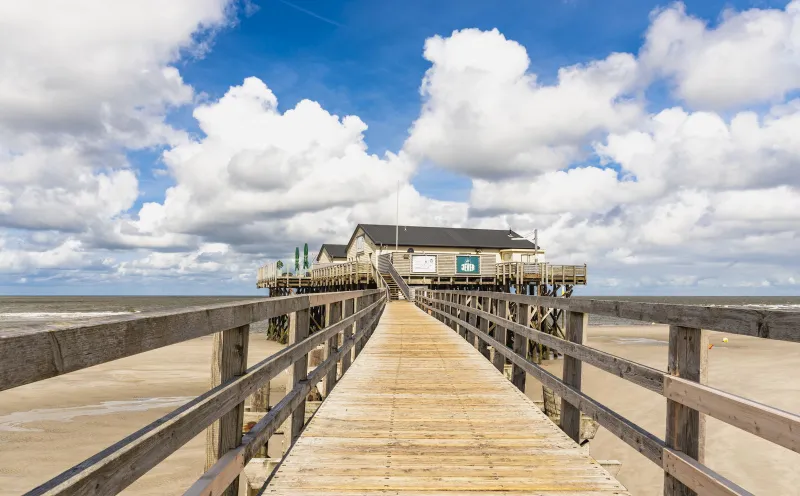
2, 0, 800, 295
154, 0, 785, 206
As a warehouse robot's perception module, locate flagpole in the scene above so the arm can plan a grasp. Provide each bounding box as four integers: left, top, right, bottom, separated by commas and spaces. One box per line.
395, 181, 399, 252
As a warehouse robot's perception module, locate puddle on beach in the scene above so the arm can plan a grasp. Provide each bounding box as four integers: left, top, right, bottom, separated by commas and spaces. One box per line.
611, 337, 668, 346
0, 396, 193, 432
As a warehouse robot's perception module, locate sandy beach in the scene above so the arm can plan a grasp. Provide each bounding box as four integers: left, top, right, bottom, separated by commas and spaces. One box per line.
1, 325, 799, 495
0, 334, 285, 495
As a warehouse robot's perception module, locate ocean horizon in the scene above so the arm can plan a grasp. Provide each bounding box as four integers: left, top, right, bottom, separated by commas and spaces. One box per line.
2, 295, 799, 332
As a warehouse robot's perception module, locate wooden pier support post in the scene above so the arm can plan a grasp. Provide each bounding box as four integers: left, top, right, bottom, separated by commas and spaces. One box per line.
341, 298, 355, 375
492, 298, 507, 372
561, 311, 587, 443
512, 303, 530, 392
478, 296, 491, 359
285, 308, 310, 451
664, 325, 707, 496
324, 301, 343, 397
205, 324, 250, 496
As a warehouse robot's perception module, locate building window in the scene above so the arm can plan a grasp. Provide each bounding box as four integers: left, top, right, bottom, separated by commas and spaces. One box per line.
356, 235, 365, 253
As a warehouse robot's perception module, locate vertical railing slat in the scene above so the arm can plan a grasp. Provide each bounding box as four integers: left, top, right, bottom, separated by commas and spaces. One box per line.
664, 325, 708, 496
512, 303, 530, 392
561, 311, 587, 443
205, 324, 250, 496
285, 307, 311, 451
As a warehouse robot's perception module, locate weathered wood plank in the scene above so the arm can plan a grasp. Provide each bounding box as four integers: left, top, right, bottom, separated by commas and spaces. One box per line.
662, 449, 753, 496
266, 302, 629, 495
561, 312, 585, 443
664, 376, 800, 454
664, 325, 707, 496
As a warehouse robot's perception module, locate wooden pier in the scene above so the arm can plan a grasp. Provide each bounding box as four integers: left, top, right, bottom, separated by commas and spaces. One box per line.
1, 288, 799, 495
267, 301, 627, 494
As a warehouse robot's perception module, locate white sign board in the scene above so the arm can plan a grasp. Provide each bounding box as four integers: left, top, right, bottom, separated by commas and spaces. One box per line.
411, 254, 437, 273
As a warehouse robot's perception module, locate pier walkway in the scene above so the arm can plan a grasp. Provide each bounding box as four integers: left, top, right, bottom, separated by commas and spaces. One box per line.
266, 302, 628, 495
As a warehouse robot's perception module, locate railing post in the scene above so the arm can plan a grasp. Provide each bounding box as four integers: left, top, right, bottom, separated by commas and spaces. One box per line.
512, 303, 530, 392
449, 293, 458, 332
341, 298, 355, 375
354, 295, 365, 359
492, 298, 506, 372
458, 294, 467, 338
205, 324, 249, 496
324, 300, 343, 397
664, 325, 708, 496
561, 311, 587, 443
285, 307, 310, 451
478, 296, 491, 359
468, 293, 478, 346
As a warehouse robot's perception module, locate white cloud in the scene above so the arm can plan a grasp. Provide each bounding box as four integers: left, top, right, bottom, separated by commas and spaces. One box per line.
127, 77, 420, 253
403, 28, 643, 179
0, 0, 235, 234
642, 1, 800, 110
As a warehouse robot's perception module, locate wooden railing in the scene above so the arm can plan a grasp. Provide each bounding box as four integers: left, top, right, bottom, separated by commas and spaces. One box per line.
495, 262, 588, 284
378, 253, 412, 300
0, 289, 386, 495
416, 289, 800, 496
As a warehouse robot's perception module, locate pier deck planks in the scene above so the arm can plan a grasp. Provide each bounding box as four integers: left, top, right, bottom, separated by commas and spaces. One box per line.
266, 301, 628, 495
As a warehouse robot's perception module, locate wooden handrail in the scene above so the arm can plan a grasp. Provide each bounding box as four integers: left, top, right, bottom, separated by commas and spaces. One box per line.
0, 290, 381, 392
5, 290, 385, 496
418, 289, 800, 496
427, 289, 800, 342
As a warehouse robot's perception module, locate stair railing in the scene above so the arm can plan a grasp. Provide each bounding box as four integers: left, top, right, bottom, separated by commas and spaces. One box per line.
378, 253, 411, 300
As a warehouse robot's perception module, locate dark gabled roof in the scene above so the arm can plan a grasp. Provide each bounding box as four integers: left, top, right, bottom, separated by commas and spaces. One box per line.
316, 243, 348, 261
354, 224, 538, 250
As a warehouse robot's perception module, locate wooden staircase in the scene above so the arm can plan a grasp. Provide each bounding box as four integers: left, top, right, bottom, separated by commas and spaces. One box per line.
377, 253, 410, 301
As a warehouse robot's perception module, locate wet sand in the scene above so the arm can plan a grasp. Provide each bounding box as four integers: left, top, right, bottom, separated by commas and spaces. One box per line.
0, 334, 285, 495
525, 325, 800, 495
2, 325, 800, 495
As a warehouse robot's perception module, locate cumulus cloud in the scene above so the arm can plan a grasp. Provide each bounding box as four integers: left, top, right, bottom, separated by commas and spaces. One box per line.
641, 1, 800, 110
126, 77, 419, 253
404, 28, 643, 179
0, 0, 235, 235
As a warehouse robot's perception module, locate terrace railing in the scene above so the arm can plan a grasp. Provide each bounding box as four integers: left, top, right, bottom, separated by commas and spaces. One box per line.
416, 289, 800, 496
